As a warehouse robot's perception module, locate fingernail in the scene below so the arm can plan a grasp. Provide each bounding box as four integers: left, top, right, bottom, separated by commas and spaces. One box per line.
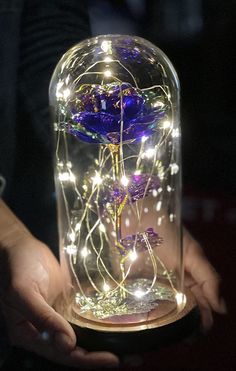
219, 298, 227, 314
54, 332, 74, 353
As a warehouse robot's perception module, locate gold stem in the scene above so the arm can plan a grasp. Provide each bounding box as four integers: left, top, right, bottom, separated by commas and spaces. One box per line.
109, 144, 126, 298
109, 144, 122, 245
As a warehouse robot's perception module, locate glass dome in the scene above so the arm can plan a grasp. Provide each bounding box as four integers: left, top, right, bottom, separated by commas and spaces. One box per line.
49, 35, 196, 352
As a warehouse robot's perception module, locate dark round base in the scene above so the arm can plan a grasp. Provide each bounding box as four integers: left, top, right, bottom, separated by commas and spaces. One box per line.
72, 306, 200, 354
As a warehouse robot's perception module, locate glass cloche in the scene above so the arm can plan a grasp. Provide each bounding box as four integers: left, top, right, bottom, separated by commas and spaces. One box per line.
49, 35, 197, 353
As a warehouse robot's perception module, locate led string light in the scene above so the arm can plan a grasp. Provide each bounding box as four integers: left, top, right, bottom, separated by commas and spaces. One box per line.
54, 50, 181, 318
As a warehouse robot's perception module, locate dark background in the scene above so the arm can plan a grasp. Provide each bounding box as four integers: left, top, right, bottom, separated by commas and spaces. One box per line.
1, 0, 236, 370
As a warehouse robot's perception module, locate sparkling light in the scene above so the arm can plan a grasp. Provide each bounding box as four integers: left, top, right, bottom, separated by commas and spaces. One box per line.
65, 244, 77, 255
141, 135, 148, 143
129, 250, 138, 262
175, 292, 186, 307
81, 246, 90, 258
121, 175, 129, 187
167, 185, 172, 192
134, 289, 145, 298
63, 88, 70, 100
58, 171, 75, 182
143, 148, 155, 159
92, 172, 103, 186
55, 81, 71, 101
152, 189, 158, 197
69, 231, 76, 242
153, 100, 165, 108
104, 69, 112, 78
104, 56, 112, 62
134, 169, 141, 175
170, 163, 179, 175
101, 40, 111, 53
99, 223, 106, 233
156, 201, 162, 211
103, 282, 110, 292
162, 120, 172, 129
144, 207, 149, 213
75, 222, 81, 231
172, 128, 180, 138
125, 218, 130, 227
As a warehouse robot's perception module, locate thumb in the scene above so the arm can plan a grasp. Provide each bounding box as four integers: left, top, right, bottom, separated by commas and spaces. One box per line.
6, 286, 76, 353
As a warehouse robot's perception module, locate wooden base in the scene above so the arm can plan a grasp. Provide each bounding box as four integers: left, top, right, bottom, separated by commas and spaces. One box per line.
56, 289, 200, 354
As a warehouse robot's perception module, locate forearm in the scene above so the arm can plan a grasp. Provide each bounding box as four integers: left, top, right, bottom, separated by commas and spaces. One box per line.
0, 199, 31, 248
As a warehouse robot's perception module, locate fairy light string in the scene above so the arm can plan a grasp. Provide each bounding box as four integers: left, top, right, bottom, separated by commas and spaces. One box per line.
53, 37, 183, 319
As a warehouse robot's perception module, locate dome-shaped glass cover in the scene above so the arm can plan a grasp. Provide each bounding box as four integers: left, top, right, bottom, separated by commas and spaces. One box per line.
50, 35, 188, 332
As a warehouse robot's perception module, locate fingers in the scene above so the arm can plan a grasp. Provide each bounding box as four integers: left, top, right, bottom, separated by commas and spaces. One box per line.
184, 230, 227, 315
5, 286, 76, 353
3, 296, 120, 368
190, 283, 213, 332
8, 320, 119, 368
24, 332, 120, 369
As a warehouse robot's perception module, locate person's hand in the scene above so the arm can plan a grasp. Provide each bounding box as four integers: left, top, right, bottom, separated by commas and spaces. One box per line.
183, 228, 227, 332
0, 232, 119, 368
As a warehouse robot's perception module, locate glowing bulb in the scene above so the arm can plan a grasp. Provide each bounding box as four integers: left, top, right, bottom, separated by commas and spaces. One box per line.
167, 185, 172, 192
134, 169, 141, 175
69, 231, 76, 242
75, 222, 81, 231
99, 223, 106, 233
125, 218, 130, 227
58, 172, 70, 181
156, 201, 162, 211
63, 88, 70, 100
153, 100, 165, 108
129, 250, 138, 262
104, 56, 112, 62
144, 207, 149, 213
170, 163, 179, 175
92, 172, 103, 185
69, 172, 76, 182
157, 217, 162, 226
152, 189, 158, 197
172, 128, 180, 138
65, 244, 77, 255
104, 70, 112, 78
134, 289, 145, 298
81, 246, 89, 258
162, 120, 172, 129
101, 40, 111, 53
144, 148, 155, 159
141, 135, 148, 143
175, 292, 186, 307
103, 283, 110, 292
121, 175, 129, 187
